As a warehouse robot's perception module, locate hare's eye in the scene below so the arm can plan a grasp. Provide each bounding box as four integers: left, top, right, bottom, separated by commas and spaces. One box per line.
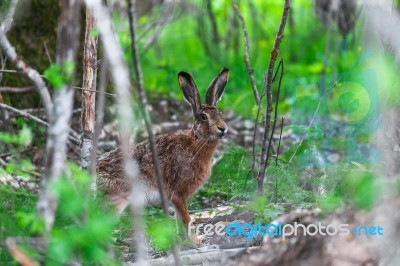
201, 113, 207, 121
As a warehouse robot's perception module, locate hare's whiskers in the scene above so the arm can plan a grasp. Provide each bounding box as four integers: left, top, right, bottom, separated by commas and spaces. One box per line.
191, 137, 210, 161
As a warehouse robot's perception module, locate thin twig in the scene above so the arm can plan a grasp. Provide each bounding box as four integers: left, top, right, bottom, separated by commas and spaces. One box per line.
257, 0, 291, 195
42, 41, 53, 64
0, 86, 33, 93
206, 0, 219, 45
0, 103, 81, 145
72, 86, 116, 97
127, 0, 169, 216
127, 0, 180, 264
288, 81, 338, 164
144, 1, 176, 50
0, 26, 53, 120
0, 103, 49, 127
274, 117, 285, 204
233, 3, 260, 106
0, 69, 18, 73
275, 117, 285, 167
264, 59, 284, 179
245, 60, 283, 184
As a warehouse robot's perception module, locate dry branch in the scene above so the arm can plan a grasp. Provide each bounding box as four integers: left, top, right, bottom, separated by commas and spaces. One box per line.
233, 3, 260, 106
257, 0, 291, 195
0, 27, 53, 120
0, 86, 33, 93
2, 0, 19, 33
127, 0, 180, 264
6, 238, 38, 266
264, 59, 284, 178
127, 0, 169, 218
0, 103, 49, 127
0, 103, 81, 145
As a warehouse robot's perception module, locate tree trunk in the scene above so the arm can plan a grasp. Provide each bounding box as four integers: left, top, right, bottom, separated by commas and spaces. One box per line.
80, 8, 98, 171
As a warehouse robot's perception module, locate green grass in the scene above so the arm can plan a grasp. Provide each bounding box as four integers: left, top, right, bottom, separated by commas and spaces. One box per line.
189, 145, 257, 209
0, 186, 37, 264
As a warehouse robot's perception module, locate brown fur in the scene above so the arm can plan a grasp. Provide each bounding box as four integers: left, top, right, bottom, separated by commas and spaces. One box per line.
96, 68, 229, 226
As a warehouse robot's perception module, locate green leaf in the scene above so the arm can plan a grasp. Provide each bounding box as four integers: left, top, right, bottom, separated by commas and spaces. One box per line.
247, 196, 268, 215
44, 64, 64, 89
44, 61, 75, 90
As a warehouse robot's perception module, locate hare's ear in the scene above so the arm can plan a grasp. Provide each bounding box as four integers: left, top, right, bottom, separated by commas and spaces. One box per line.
178, 71, 202, 116
205, 67, 229, 106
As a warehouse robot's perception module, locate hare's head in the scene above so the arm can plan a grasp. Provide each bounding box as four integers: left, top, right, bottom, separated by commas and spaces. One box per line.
178, 68, 229, 141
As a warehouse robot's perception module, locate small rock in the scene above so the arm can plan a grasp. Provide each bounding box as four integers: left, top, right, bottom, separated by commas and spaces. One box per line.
243, 120, 254, 129
27, 182, 37, 191
244, 135, 254, 144
10, 179, 20, 189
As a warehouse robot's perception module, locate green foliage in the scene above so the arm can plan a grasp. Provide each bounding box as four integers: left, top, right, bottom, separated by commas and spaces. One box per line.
44, 61, 75, 90
0, 186, 37, 263
5, 164, 121, 265
5, 160, 34, 178
268, 163, 315, 209
0, 124, 32, 146
317, 163, 379, 212
247, 196, 268, 216
46, 164, 118, 265
189, 145, 256, 209
146, 211, 178, 252
0, 125, 35, 178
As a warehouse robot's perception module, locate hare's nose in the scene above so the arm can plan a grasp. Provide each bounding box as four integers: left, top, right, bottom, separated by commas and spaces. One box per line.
217, 127, 227, 136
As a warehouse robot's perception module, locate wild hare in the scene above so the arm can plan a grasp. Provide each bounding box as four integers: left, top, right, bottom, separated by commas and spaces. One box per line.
96, 67, 229, 227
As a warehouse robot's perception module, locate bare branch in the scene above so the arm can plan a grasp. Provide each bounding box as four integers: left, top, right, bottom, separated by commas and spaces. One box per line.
274, 116, 285, 204
127, 0, 169, 218
37, 0, 82, 233
288, 81, 338, 164
0, 69, 17, 73
127, 0, 181, 264
0, 103, 81, 145
206, 0, 219, 45
6, 238, 38, 266
2, 0, 19, 33
275, 117, 285, 167
84, 0, 149, 263
72, 86, 116, 97
233, 3, 260, 106
0, 27, 53, 120
0, 86, 33, 93
264, 59, 284, 180
0, 102, 49, 126
257, 0, 291, 195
